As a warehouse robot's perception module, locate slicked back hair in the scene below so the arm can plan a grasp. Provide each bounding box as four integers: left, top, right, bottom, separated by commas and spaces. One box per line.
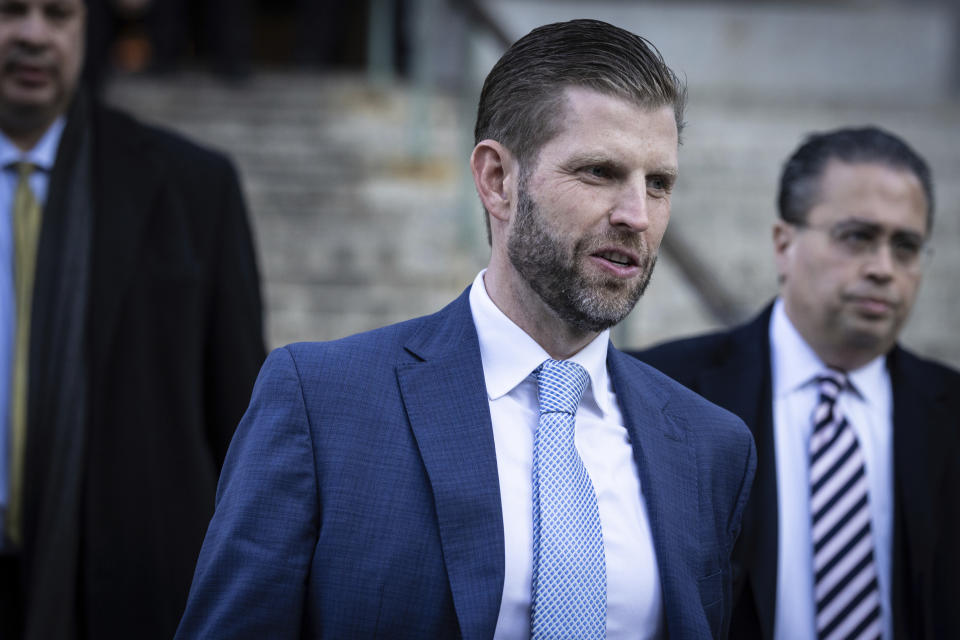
474, 19, 687, 242
778, 126, 935, 231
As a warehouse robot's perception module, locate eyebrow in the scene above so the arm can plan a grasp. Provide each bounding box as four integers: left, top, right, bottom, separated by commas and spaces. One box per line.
561, 153, 678, 175
562, 152, 614, 166
835, 217, 925, 239
649, 166, 679, 179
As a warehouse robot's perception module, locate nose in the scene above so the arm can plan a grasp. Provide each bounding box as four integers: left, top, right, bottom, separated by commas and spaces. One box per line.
607, 181, 649, 231
14, 10, 51, 48
862, 241, 895, 282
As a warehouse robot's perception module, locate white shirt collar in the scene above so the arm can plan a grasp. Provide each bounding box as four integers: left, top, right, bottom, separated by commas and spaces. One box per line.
468, 269, 615, 416
770, 297, 886, 403
0, 116, 66, 171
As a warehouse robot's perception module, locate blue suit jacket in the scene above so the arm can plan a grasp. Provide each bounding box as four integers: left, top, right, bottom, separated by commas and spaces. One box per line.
176, 288, 756, 639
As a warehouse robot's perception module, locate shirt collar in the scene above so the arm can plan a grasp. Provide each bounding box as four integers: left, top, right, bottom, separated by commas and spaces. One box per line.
468, 269, 614, 415
770, 297, 886, 402
0, 116, 66, 172
847, 354, 887, 406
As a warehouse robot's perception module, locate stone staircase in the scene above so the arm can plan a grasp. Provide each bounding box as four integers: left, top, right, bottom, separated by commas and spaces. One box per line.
106, 72, 483, 349
104, 64, 960, 369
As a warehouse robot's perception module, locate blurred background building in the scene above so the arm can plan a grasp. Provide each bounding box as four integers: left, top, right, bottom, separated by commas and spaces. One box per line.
98, 0, 960, 368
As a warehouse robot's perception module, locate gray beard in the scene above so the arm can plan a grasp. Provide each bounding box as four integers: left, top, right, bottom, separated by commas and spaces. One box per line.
506, 185, 657, 334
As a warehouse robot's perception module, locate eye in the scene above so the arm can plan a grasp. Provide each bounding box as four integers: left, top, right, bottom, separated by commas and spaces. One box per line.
0, 2, 28, 17
891, 235, 923, 262
647, 174, 672, 194
834, 227, 875, 252
44, 2, 75, 21
580, 165, 613, 181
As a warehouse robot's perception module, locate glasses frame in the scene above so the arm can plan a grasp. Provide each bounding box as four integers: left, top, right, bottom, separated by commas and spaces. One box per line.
793, 218, 933, 273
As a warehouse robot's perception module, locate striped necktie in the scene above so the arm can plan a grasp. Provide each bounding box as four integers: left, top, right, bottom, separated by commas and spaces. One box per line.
6, 162, 43, 548
530, 359, 606, 639
809, 370, 881, 640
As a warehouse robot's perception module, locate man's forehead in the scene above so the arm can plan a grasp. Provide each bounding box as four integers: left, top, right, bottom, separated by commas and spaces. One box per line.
819, 159, 923, 194
811, 160, 928, 231
557, 85, 675, 120
546, 88, 677, 155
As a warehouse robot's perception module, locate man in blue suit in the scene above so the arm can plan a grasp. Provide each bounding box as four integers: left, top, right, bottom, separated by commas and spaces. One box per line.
177, 19, 756, 639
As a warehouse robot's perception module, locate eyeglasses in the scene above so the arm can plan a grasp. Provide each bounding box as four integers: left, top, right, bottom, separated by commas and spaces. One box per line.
795, 219, 933, 273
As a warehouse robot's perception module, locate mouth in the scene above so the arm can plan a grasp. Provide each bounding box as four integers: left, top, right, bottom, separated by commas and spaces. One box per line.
589, 248, 642, 277
595, 250, 635, 266
848, 295, 896, 318
6, 62, 52, 87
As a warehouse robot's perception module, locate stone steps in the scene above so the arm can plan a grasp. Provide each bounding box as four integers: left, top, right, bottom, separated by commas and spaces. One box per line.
104, 69, 960, 368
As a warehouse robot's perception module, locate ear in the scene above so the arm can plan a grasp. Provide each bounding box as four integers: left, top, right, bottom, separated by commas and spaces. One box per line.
772, 220, 795, 278
471, 139, 516, 223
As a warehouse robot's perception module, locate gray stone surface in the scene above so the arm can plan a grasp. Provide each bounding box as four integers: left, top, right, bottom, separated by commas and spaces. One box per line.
107, 73, 480, 349
480, 1, 958, 103
104, 2, 960, 369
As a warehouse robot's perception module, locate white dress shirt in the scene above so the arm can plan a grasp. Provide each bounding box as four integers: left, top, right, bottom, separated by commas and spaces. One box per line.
769, 299, 893, 640
468, 270, 665, 640
0, 118, 65, 548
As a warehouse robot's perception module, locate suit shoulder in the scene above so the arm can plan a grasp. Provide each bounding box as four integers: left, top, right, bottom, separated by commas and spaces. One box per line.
615, 351, 750, 439
892, 346, 960, 400
278, 311, 445, 377
896, 347, 960, 380
629, 328, 736, 382
94, 103, 235, 174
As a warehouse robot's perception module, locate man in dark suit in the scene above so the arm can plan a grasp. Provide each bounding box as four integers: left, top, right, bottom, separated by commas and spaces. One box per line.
635, 127, 959, 639
177, 19, 756, 640
0, 1, 265, 638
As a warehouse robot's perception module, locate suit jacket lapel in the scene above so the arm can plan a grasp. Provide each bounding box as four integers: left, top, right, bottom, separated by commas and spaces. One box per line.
22, 95, 94, 640
87, 105, 164, 386
396, 290, 504, 640
695, 307, 778, 640
607, 348, 700, 638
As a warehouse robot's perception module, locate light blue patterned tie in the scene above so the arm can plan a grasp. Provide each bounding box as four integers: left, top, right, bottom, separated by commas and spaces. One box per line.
531, 359, 606, 639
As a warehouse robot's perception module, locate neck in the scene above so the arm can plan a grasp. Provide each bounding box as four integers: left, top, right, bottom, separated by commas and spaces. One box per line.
781, 304, 887, 372
811, 345, 883, 373
482, 266, 598, 361
0, 108, 63, 153
7, 130, 44, 153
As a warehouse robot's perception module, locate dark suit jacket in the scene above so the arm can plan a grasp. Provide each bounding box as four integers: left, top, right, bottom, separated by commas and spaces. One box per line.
14, 99, 265, 640
175, 288, 756, 639
633, 303, 960, 639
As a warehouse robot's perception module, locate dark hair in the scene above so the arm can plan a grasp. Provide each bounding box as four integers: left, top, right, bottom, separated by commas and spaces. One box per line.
778, 126, 934, 231
474, 19, 686, 242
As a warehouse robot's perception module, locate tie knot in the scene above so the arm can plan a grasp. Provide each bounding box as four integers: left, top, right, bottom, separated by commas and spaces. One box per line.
536, 359, 589, 415
815, 369, 848, 405
8, 161, 38, 181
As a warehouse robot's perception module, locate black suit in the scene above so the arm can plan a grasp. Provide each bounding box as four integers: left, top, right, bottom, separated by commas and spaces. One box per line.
632, 303, 960, 639
3, 97, 265, 640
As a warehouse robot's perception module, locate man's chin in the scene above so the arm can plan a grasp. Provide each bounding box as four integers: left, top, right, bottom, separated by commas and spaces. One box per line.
560, 292, 640, 334
558, 312, 620, 335
0, 94, 64, 139
1, 78, 57, 102
842, 321, 897, 356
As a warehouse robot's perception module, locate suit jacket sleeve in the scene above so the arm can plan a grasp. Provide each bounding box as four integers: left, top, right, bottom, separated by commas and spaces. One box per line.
177, 347, 318, 639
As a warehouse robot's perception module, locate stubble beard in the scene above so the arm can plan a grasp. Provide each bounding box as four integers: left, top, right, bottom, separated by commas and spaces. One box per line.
507, 184, 657, 334
0, 47, 75, 142
834, 305, 902, 360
